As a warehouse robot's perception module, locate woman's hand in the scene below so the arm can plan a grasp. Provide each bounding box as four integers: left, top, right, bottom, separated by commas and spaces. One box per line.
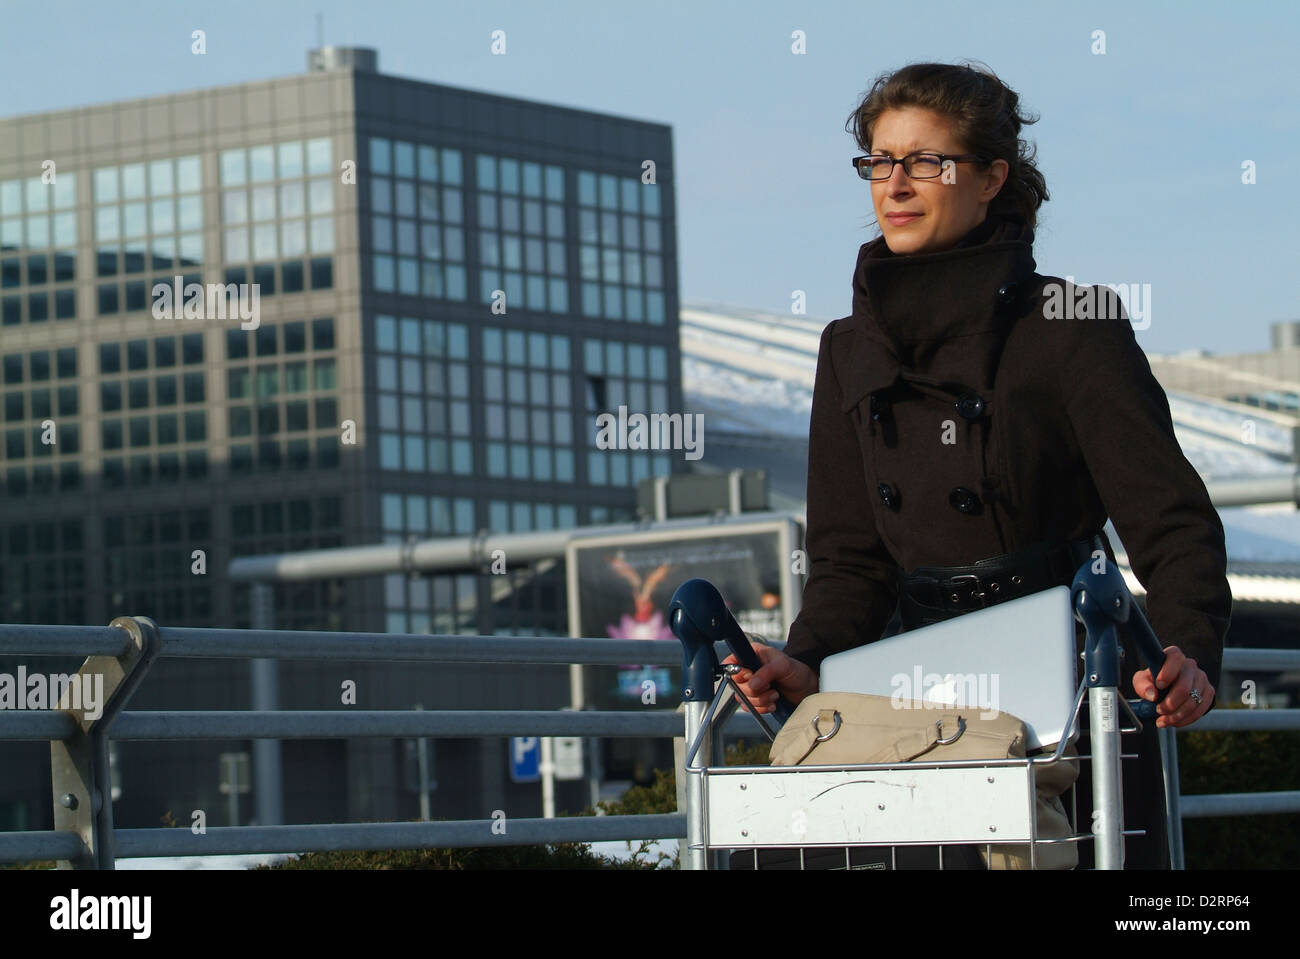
1131, 645, 1215, 728
720, 644, 819, 715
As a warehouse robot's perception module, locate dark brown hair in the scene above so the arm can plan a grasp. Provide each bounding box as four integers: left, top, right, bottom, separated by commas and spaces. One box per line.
846, 60, 1048, 231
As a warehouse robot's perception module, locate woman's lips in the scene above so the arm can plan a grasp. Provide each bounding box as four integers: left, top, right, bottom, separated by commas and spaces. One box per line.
886, 212, 922, 225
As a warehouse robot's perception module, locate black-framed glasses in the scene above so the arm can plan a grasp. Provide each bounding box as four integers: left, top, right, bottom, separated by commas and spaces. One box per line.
852, 152, 990, 181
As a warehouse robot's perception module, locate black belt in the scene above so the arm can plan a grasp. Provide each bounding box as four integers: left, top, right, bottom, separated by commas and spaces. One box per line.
898, 533, 1104, 630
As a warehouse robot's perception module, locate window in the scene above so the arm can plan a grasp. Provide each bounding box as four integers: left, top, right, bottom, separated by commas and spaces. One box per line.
219, 141, 332, 302
576, 168, 665, 323
155, 376, 177, 406
580, 338, 669, 486
313, 359, 335, 391
369, 138, 465, 301
128, 379, 149, 409
91, 158, 203, 300
223, 319, 338, 473
374, 315, 470, 474
185, 411, 206, 442
310, 257, 332, 289
476, 155, 566, 313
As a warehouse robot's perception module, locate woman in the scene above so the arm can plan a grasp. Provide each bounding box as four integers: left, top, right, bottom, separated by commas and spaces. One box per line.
729, 61, 1232, 869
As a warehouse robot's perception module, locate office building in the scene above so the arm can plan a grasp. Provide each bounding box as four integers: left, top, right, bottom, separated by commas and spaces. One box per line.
0, 47, 683, 831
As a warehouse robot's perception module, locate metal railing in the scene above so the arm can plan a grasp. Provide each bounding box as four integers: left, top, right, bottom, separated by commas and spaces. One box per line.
0, 619, 1296, 869
0, 618, 743, 869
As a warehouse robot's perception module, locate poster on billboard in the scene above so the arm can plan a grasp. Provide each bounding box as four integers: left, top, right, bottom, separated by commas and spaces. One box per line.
565, 515, 802, 709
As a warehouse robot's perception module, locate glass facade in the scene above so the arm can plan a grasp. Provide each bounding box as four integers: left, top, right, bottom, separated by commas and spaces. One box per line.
487, 500, 578, 532
2, 171, 78, 325
576, 170, 664, 324
374, 314, 472, 474
0, 77, 677, 646
382, 570, 477, 636
483, 327, 574, 482
1, 518, 86, 625
380, 492, 475, 540
379, 492, 476, 633
98, 334, 207, 488
220, 138, 334, 294
582, 337, 672, 485
3, 347, 81, 495
104, 509, 213, 626
0, 64, 687, 837
226, 318, 339, 475
94, 156, 202, 315
364, 141, 676, 646
368, 137, 467, 300
475, 154, 568, 312
229, 496, 346, 630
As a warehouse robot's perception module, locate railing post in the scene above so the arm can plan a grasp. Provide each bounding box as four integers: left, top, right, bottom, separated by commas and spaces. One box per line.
250, 582, 284, 826
414, 703, 432, 821
49, 616, 161, 869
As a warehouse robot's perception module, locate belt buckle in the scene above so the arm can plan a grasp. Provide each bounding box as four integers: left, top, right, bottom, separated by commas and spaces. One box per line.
946, 573, 987, 609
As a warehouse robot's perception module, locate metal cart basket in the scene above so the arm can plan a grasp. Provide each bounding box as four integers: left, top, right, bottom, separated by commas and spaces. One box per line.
669, 558, 1175, 870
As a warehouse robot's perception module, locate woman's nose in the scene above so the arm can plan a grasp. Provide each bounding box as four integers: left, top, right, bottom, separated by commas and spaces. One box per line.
882, 161, 911, 187
883, 168, 913, 195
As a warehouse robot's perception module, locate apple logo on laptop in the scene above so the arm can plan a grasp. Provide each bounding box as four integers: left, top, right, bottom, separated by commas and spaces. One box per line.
925, 674, 960, 706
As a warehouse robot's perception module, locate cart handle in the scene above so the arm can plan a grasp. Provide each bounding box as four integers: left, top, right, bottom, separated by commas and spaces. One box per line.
669, 578, 796, 724
1070, 558, 1172, 724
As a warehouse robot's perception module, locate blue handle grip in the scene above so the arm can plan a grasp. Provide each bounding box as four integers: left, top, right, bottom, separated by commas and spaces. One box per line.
1071, 558, 1171, 727
668, 578, 795, 724
1128, 698, 1158, 723
1124, 599, 1170, 723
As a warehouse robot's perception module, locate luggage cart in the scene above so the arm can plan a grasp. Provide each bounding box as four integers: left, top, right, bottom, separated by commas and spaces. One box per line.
669, 558, 1175, 870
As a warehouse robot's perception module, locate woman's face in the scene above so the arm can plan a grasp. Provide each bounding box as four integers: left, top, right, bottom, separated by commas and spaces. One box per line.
868, 107, 1009, 255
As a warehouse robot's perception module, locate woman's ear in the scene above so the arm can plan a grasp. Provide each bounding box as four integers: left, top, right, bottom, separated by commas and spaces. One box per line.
981, 158, 1011, 202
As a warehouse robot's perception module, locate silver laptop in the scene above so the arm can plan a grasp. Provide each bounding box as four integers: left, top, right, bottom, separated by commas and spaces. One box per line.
818, 586, 1078, 750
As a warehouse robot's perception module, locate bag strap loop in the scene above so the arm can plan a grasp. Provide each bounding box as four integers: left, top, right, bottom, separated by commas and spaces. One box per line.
791, 709, 843, 765
813, 709, 842, 743
935, 715, 967, 746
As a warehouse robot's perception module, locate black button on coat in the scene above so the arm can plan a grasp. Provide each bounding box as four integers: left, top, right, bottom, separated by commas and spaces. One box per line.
784, 214, 1232, 705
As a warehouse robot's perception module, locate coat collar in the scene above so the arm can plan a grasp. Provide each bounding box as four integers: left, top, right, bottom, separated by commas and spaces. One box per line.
838, 214, 1040, 413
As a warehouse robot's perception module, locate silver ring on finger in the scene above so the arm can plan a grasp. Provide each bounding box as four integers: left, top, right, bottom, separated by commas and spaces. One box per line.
1189, 687, 1203, 705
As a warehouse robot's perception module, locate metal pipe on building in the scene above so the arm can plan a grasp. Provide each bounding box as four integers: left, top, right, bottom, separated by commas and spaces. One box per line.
227, 511, 799, 582
1203, 472, 1300, 507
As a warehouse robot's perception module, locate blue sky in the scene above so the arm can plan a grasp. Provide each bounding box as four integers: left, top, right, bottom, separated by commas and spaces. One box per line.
2, 0, 1296, 354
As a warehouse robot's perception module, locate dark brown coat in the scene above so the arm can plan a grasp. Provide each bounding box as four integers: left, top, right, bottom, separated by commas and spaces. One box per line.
784, 214, 1232, 706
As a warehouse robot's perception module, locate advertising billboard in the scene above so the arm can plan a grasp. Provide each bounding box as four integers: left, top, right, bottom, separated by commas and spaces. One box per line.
566, 515, 802, 709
